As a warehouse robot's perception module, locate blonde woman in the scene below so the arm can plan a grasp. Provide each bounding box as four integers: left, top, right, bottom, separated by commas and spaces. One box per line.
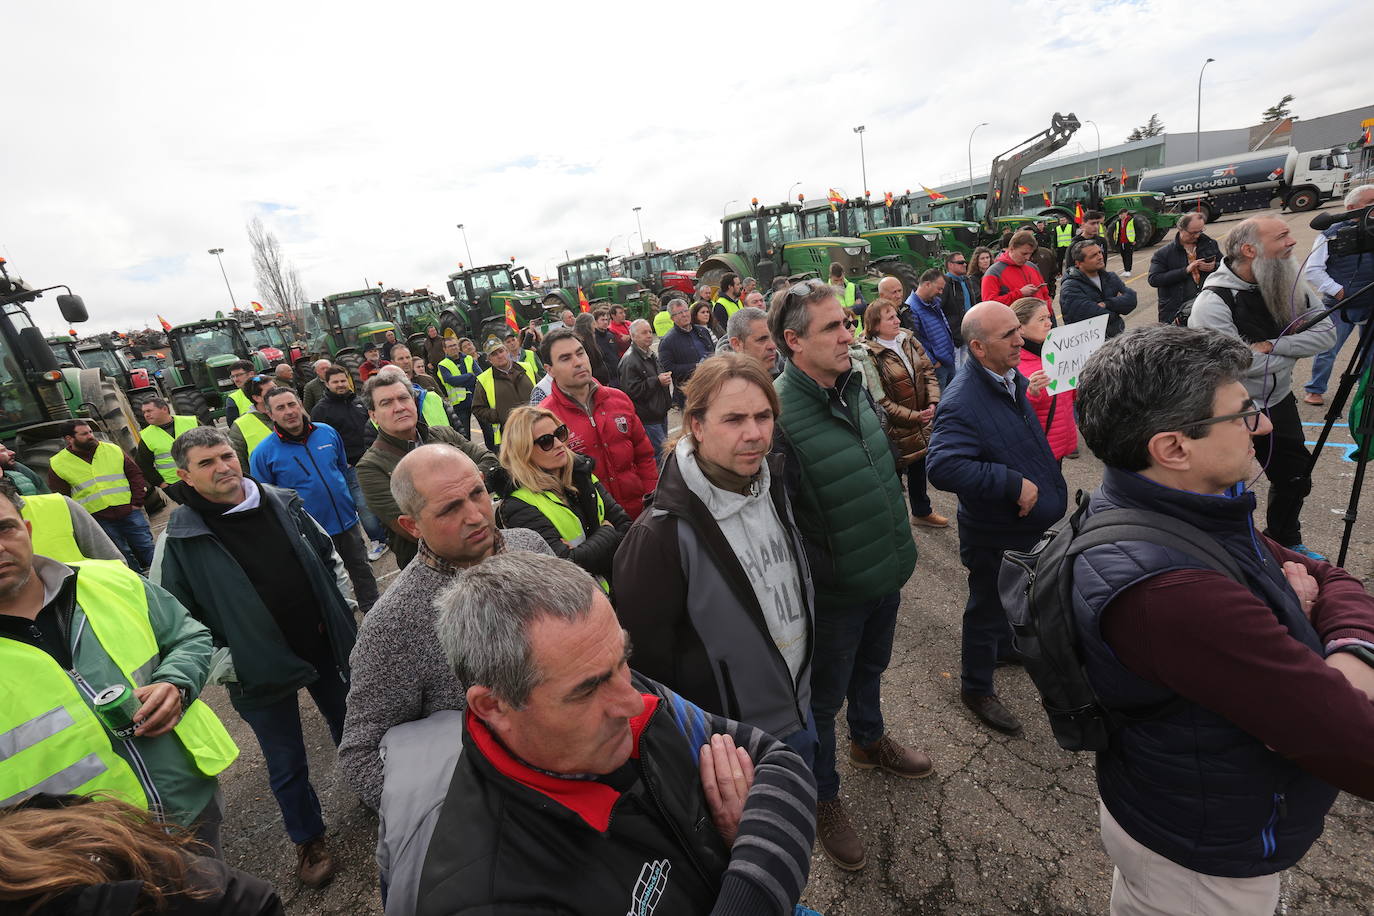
494, 406, 630, 586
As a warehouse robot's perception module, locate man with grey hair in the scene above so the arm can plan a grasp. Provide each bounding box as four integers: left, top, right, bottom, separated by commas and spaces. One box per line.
1069, 324, 1374, 914
1147, 210, 1221, 324
617, 317, 672, 456
1302, 183, 1374, 406
154, 425, 358, 887
928, 301, 1067, 736
392, 552, 816, 915
302, 358, 333, 412
338, 444, 552, 811
1189, 215, 1335, 557
723, 305, 780, 376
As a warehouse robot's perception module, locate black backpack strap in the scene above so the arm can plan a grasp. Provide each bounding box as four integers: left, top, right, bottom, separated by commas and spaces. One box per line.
1067, 507, 1246, 584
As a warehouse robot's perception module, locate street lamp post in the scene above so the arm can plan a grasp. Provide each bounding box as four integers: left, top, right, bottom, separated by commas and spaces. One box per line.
968, 122, 989, 198
786, 181, 802, 203
456, 223, 475, 266
1197, 58, 1216, 160
632, 206, 644, 253
1084, 119, 1102, 176
723, 199, 738, 218
853, 126, 867, 193
207, 248, 237, 312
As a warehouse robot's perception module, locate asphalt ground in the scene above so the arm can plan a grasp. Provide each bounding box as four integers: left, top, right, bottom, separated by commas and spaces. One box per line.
157, 203, 1374, 914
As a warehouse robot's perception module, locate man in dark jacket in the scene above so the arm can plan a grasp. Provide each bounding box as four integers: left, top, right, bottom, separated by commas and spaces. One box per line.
615, 354, 815, 764
153, 426, 358, 888
1072, 325, 1374, 912
1147, 211, 1221, 324
409, 552, 817, 916
311, 365, 386, 558
941, 252, 977, 364
770, 280, 926, 871
1059, 240, 1138, 337
1067, 210, 1109, 270
591, 307, 622, 386
927, 301, 1067, 736
0, 442, 48, 495
658, 298, 715, 407
617, 318, 672, 456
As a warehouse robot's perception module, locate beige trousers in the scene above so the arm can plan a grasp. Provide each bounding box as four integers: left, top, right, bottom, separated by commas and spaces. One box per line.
1099, 801, 1281, 915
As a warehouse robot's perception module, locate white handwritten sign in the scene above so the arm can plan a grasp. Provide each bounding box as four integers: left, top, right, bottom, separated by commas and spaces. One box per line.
1041, 315, 1109, 393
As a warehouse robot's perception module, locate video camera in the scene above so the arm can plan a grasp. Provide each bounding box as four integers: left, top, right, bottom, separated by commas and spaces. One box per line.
1311, 204, 1374, 258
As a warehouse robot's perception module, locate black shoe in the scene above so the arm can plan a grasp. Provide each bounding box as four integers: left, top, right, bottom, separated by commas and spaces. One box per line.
995, 650, 1027, 668
960, 692, 1023, 735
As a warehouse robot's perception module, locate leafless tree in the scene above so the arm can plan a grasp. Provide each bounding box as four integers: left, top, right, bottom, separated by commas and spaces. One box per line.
247, 217, 306, 325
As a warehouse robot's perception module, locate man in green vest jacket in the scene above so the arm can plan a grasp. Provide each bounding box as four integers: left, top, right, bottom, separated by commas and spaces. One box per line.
0, 482, 237, 853
770, 278, 926, 873
0, 441, 48, 495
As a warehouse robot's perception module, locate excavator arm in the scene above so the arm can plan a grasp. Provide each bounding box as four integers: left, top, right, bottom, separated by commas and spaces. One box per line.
986, 112, 1081, 221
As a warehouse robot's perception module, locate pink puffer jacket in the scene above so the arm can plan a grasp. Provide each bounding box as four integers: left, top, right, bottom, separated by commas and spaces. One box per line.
1018, 347, 1078, 460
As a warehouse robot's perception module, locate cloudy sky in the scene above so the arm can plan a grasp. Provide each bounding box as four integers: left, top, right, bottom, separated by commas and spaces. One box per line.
3, 0, 1366, 335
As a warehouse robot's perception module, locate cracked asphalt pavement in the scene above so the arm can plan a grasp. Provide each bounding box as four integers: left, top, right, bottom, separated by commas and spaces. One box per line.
183, 205, 1372, 913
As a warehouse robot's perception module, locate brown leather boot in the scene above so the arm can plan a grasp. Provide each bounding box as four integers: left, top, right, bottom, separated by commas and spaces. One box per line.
296, 836, 337, 888
850, 733, 935, 779
816, 798, 866, 870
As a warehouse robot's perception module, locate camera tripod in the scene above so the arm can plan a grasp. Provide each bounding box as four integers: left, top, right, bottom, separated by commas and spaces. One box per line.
1304, 280, 1374, 567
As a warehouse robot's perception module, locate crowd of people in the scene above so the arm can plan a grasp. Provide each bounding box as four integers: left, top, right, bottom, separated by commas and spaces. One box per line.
3, 192, 1374, 915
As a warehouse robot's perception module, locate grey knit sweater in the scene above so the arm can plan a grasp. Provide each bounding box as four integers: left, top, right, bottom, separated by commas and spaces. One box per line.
338, 529, 553, 809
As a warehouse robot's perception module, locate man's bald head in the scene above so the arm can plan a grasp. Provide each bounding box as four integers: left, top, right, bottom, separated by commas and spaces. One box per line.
878, 276, 904, 303
963, 301, 1025, 373
961, 301, 1013, 344
392, 443, 479, 519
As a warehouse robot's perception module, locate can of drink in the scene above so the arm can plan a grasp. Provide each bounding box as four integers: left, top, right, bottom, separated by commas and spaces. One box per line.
93, 685, 141, 740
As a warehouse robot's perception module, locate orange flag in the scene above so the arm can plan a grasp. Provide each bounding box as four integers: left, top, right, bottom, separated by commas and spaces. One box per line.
250, 301, 264, 312
1017, 185, 1029, 195
1042, 190, 1052, 206
158, 315, 172, 332
577, 287, 591, 314
505, 301, 520, 332
1121, 166, 1129, 186
1074, 202, 1085, 225
921, 184, 947, 201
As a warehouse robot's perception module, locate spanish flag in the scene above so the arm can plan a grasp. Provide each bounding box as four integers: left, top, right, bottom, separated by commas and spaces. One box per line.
884, 191, 894, 208
158, 315, 172, 332
1121, 166, 1129, 186
505, 302, 520, 333
1017, 185, 1029, 195
578, 287, 591, 314
921, 184, 947, 201
1042, 190, 1052, 206
250, 301, 264, 312
1074, 202, 1085, 225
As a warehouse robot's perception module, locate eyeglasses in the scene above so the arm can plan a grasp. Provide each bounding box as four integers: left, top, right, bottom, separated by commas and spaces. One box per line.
533, 424, 570, 451
842, 318, 858, 331
1186, 404, 1264, 432
950, 259, 967, 266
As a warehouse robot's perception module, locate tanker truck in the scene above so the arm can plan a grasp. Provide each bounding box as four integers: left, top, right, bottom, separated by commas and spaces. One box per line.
1137, 146, 1351, 223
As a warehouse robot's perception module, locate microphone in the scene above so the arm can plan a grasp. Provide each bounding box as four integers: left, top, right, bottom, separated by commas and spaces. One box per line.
1311, 204, 1371, 231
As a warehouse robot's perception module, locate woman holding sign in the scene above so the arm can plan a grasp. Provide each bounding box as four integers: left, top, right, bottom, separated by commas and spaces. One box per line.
1012, 297, 1078, 462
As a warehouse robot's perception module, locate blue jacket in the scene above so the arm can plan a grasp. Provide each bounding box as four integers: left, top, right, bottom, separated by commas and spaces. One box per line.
658, 325, 715, 404
249, 422, 358, 536
1072, 467, 1338, 877
903, 292, 956, 368
1058, 267, 1137, 338
926, 360, 1067, 546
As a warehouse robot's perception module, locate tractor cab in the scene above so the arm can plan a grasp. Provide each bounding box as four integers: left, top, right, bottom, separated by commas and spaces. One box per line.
167, 318, 264, 419
544, 255, 651, 319
928, 195, 988, 225
319, 290, 396, 354
911, 220, 983, 258
448, 263, 544, 337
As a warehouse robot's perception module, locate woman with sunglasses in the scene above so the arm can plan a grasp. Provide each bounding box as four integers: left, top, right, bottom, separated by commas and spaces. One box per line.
494, 406, 631, 589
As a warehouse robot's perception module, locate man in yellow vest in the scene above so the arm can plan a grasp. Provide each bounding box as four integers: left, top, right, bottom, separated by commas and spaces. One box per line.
227, 374, 277, 472
388, 343, 451, 428
1054, 214, 1075, 274
47, 420, 154, 573
136, 397, 200, 505
435, 335, 478, 435
0, 481, 238, 853
712, 272, 744, 329
12, 483, 124, 563
472, 335, 536, 447
1114, 208, 1138, 277
504, 330, 544, 383
222, 360, 256, 424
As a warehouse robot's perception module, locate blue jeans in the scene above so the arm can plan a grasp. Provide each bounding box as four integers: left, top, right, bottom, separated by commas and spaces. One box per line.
236, 666, 349, 845
642, 421, 668, 465
98, 511, 155, 572
934, 363, 955, 391
345, 465, 387, 544
1305, 311, 1368, 395
809, 591, 900, 801
958, 525, 1041, 696
781, 714, 819, 772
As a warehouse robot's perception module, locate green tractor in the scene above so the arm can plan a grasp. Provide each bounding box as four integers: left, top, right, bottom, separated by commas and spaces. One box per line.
799, 195, 947, 297
72, 335, 172, 413
387, 293, 444, 349
235, 313, 302, 368
697, 200, 877, 304
446, 262, 546, 344
1036, 172, 1174, 246
165, 318, 274, 422
302, 289, 397, 383
542, 254, 654, 320
0, 259, 144, 477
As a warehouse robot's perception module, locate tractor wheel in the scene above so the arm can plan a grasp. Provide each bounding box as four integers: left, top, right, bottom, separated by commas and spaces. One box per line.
1285, 188, 1319, 212
885, 262, 923, 302
171, 385, 211, 425
1148, 225, 1167, 246
335, 349, 365, 388
1192, 202, 1217, 224
79, 369, 140, 457
293, 355, 314, 380
13, 430, 66, 479
440, 310, 467, 340
126, 387, 158, 416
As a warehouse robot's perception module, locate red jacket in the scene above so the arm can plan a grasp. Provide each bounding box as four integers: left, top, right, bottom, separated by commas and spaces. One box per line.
543, 382, 659, 518
981, 252, 1051, 307
1017, 347, 1077, 459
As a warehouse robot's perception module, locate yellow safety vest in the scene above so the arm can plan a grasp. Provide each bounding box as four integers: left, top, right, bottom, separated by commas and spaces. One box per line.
416, 387, 450, 428
49, 442, 132, 514
1116, 216, 1137, 245
21, 493, 82, 563
714, 296, 742, 320
232, 413, 273, 458
138, 416, 199, 485
653, 309, 674, 336
508, 485, 610, 593
228, 388, 252, 417
516, 348, 542, 382
839, 281, 856, 309
1056, 223, 1074, 247
0, 561, 239, 811
475, 364, 538, 445
437, 356, 474, 405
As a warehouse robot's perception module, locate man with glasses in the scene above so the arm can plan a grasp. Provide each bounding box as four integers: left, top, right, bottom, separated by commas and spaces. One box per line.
942, 253, 977, 368
1148, 211, 1221, 325
928, 302, 1068, 737
1071, 325, 1374, 914
770, 279, 927, 872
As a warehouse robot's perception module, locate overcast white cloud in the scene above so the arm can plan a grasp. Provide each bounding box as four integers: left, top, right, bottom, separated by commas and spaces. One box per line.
2, 0, 1367, 334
